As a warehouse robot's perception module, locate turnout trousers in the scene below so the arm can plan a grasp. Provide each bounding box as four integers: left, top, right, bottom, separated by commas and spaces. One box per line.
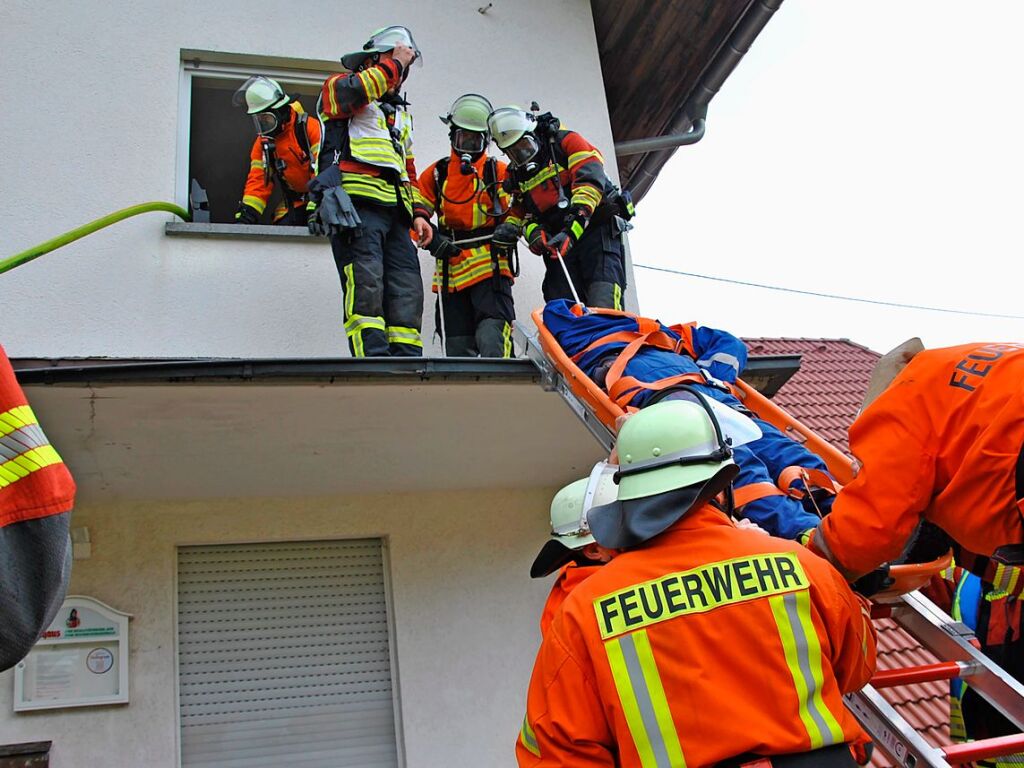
436, 276, 515, 358
330, 201, 424, 357
541, 217, 627, 309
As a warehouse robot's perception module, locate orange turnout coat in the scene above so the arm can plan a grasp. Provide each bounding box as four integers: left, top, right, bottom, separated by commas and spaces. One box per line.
813, 343, 1024, 578
517, 504, 875, 768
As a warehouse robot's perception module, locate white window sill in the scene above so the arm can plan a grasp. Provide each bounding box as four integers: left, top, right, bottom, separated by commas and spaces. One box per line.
165, 222, 322, 241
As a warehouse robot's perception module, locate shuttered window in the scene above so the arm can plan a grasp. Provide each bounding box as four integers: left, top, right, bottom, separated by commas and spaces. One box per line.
176, 539, 400, 767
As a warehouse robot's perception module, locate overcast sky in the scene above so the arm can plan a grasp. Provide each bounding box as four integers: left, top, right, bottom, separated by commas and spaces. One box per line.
630, 1, 1024, 354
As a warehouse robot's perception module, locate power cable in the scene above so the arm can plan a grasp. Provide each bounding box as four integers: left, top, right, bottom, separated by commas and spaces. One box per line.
632, 264, 1024, 321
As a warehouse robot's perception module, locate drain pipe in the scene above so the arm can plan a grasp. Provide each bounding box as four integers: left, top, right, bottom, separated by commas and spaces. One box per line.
614, 117, 706, 157
624, 0, 784, 202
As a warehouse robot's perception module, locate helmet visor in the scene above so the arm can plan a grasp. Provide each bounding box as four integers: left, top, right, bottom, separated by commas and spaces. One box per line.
233, 75, 289, 114
254, 112, 280, 136
451, 128, 487, 156
505, 134, 540, 167
367, 26, 422, 66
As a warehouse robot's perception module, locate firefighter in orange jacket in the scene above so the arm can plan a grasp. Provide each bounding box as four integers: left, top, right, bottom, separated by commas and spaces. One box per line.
0, 345, 76, 671
531, 462, 619, 636
233, 76, 321, 226
488, 106, 632, 309
517, 398, 876, 767
808, 342, 1024, 581
415, 94, 516, 357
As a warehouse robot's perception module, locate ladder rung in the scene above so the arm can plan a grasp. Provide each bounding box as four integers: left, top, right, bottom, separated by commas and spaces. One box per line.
943, 733, 1024, 764
871, 661, 975, 688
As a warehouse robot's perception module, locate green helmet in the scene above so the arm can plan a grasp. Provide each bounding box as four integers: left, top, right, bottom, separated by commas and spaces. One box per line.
589, 394, 755, 549
232, 76, 290, 115
530, 461, 618, 578
442, 93, 493, 133
342, 25, 422, 71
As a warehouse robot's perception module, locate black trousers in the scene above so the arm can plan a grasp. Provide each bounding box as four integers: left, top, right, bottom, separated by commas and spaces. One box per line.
330, 201, 424, 357
435, 276, 515, 358
541, 217, 627, 309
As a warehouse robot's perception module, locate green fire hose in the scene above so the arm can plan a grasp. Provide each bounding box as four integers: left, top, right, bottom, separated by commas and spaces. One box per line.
0, 202, 190, 276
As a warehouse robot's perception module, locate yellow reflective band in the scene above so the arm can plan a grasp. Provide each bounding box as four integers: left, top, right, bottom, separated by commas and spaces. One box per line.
570, 220, 585, 240
568, 149, 603, 169
613, 283, 623, 311
993, 564, 1023, 595
342, 174, 400, 205
502, 322, 513, 358
519, 715, 540, 757
506, 215, 525, 229
250, 159, 266, 170
0, 445, 63, 490
605, 629, 686, 768
325, 74, 341, 117
520, 164, 565, 193
594, 553, 809, 640
571, 184, 603, 211
0, 405, 36, 437
387, 327, 423, 347
242, 195, 267, 214
768, 591, 845, 749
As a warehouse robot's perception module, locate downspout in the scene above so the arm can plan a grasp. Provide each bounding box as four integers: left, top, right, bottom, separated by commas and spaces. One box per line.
622, 0, 784, 202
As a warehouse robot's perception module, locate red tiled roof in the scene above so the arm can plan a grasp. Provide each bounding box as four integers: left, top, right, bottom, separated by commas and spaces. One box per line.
743, 338, 880, 457
743, 338, 951, 764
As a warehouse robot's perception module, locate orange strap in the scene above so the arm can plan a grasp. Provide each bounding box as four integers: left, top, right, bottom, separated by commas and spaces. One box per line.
608, 372, 707, 408
777, 466, 841, 499
733, 482, 786, 509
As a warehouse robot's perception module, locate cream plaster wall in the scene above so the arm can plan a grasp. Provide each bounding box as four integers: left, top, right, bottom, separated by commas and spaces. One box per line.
0, 0, 628, 358
0, 488, 556, 767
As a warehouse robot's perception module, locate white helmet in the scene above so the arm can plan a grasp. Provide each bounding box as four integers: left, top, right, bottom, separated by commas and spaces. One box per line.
486, 106, 536, 149
443, 93, 493, 155
530, 461, 618, 578
342, 25, 422, 71
232, 76, 290, 115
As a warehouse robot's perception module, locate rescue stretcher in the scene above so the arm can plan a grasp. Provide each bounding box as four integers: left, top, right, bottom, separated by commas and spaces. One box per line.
516, 309, 1024, 767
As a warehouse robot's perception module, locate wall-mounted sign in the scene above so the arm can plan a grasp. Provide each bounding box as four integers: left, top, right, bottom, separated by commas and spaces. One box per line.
14, 596, 131, 711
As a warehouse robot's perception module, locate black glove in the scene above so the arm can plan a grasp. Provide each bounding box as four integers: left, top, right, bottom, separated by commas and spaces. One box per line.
524, 223, 548, 256
308, 186, 362, 237
426, 230, 462, 261
851, 565, 894, 598
543, 231, 572, 260
563, 206, 590, 245
235, 203, 260, 225
306, 164, 343, 203
491, 222, 520, 250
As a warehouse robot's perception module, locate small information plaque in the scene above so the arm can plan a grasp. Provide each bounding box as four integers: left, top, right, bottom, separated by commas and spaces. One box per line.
14, 596, 131, 712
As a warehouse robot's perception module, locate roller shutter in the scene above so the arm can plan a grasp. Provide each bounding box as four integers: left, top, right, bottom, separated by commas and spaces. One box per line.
176, 539, 399, 767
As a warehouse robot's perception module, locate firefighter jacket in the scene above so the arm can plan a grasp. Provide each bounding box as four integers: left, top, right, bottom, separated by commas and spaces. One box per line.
0, 345, 76, 671
241, 104, 322, 222
540, 563, 600, 637
319, 59, 420, 218
544, 300, 837, 540
415, 152, 515, 292
517, 504, 876, 767
505, 129, 617, 238
814, 343, 1024, 579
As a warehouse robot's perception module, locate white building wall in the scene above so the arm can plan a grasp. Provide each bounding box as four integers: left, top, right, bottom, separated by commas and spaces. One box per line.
0, 488, 556, 767
1, 0, 619, 358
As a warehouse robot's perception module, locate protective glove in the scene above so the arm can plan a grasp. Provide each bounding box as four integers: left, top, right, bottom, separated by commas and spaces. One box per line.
308, 186, 362, 237
426, 231, 461, 261
306, 165, 343, 201
851, 565, 894, 598
524, 223, 548, 256
491, 222, 520, 250
235, 203, 260, 225
543, 231, 572, 260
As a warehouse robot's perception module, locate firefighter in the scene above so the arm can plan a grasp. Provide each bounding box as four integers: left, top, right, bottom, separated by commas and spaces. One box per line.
0, 345, 76, 671
531, 461, 619, 636
309, 26, 430, 357
517, 398, 876, 767
487, 106, 631, 309
414, 94, 516, 357
232, 76, 321, 227
806, 343, 1024, 581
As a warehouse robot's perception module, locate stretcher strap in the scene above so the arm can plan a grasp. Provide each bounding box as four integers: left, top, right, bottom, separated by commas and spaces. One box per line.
733, 482, 786, 509
777, 466, 841, 499
609, 372, 709, 408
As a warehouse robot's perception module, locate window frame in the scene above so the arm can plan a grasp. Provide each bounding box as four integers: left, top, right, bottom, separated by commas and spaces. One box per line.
175, 50, 341, 227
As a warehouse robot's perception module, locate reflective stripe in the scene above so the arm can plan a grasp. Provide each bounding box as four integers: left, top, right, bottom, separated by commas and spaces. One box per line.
242, 194, 267, 214
519, 715, 540, 757
249, 159, 266, 170
520, 164, 565, 193
342, 174, 400, 205
570, 220, 585, 240
613, 284, 623, 311
571, 184, 603, 212
502, 322, 513, 358
605, 629, 686, 768
992, 564, 1023, 595
695, 352, 741, 375
0, 445, 64, 490
769, 591, 845, 749
387, 326, 423, 348
0, 405, 35, 436
568, 149, 603, 169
